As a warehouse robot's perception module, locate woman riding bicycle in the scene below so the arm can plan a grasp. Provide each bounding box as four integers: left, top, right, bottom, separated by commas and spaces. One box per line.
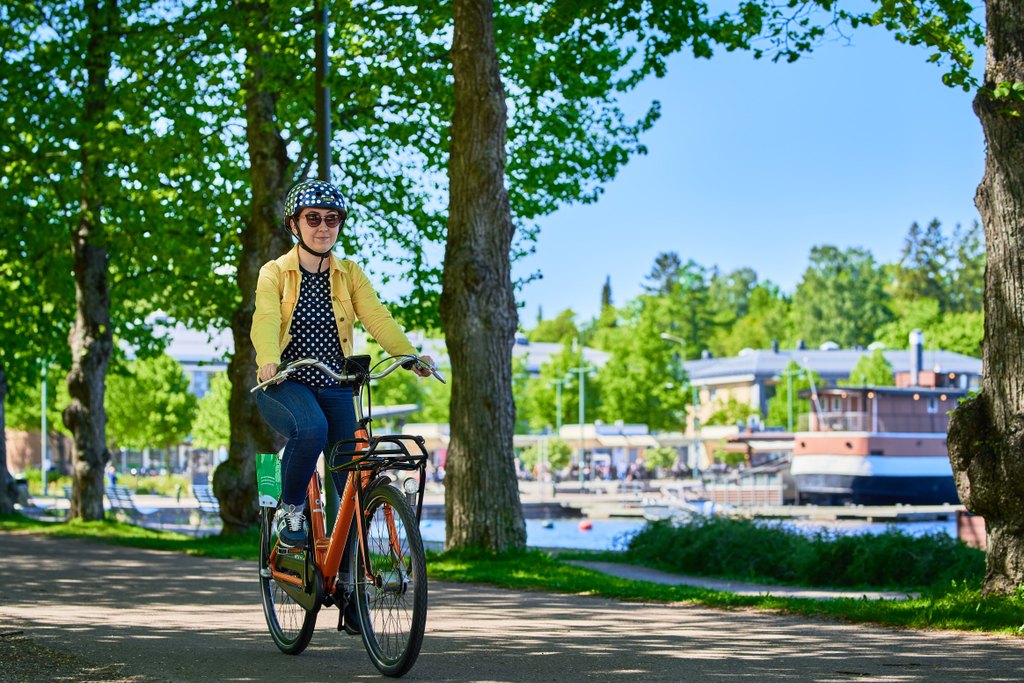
251, 179, 434, 552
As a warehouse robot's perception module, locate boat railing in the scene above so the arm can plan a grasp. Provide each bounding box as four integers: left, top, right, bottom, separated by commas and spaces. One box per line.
801, 411, 951, 433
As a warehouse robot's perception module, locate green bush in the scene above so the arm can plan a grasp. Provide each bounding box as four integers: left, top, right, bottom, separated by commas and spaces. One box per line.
130, 474, 191, 497
625, 516, 985, 590
19, 468, 74, 497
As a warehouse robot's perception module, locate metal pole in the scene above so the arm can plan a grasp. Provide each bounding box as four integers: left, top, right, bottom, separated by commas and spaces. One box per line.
314, 0, 339, 528
555, 380, 563, 433
787, 370, 794, 433
578, 333, 585, 488
41, 362, 48, 495
314, 0, 332, 180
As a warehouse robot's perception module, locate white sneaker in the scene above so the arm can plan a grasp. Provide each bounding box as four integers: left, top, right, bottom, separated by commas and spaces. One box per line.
274, 503, 307, 550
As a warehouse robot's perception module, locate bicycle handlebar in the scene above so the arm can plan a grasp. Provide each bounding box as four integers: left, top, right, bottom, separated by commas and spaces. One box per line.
250, 355, 445, 393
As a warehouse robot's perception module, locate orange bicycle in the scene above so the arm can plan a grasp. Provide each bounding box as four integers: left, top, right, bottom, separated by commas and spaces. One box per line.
252, 354, 444, 677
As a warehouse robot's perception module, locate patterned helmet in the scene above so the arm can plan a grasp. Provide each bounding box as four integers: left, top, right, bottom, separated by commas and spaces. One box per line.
283, 179, 348, 224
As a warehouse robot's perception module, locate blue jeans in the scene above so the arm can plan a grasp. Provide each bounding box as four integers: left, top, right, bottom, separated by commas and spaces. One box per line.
255, 381, 355, 507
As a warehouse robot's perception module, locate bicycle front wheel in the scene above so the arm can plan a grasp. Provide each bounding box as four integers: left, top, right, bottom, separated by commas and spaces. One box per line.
352, 483, 427, 677
259, 507, 317, 654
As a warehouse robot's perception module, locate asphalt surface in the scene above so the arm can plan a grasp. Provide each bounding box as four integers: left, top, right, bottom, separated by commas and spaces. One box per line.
1, 533, 1022, 682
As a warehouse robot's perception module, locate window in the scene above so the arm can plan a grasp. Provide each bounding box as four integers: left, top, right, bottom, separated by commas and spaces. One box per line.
927, 397, 939, 414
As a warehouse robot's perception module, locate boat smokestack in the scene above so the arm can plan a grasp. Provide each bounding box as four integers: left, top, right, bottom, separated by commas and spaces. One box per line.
909, 329, 924, 386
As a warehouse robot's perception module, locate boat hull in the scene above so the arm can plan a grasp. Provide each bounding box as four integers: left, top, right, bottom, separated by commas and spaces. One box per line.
791, 452, 960, 505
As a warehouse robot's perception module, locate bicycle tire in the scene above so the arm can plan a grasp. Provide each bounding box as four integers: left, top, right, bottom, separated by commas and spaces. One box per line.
351, 483, 427, 677
259, 507, 317, 654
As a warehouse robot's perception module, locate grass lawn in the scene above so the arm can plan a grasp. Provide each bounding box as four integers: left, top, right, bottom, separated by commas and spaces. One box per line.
4, 512, 1022, 636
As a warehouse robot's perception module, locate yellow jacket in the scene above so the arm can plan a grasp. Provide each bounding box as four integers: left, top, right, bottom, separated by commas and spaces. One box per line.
251, 246, 417, 369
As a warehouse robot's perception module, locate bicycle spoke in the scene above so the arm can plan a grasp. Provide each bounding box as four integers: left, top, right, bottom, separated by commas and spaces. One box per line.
353, 484, 426, 677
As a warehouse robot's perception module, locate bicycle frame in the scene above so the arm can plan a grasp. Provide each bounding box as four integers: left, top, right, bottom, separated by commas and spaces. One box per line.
266, 356, 434, 603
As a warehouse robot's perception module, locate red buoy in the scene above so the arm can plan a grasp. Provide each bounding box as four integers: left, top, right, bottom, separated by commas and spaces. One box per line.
578, 519, 593, 531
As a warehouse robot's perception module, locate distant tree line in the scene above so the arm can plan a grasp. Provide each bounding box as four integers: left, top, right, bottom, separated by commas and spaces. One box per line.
518, 219, 983, 432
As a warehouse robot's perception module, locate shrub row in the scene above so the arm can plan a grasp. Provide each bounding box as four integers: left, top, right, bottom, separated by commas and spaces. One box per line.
625, 516, 985, 590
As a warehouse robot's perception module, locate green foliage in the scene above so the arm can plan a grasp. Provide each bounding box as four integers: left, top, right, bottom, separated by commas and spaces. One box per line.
105, 355, 197, 451
643, 252, 683, 295
595, 296, 685, 431
643, 446, 678, 471
842, 348, 895, 387
712, 282, 792, 356
527, 309, 579, 344
712, 443, 748, 468
418, 364, 452, 424
19, 467, 74, 496
518, 343, 598, 433
874, 297, 944, 349
5, 363, 72, 437
191, 373, 231, 451
874, 298, 983, 358
130, 473, 191, 497
518, 438, 572, 472
926, 310, 983, 358
890, 219, 984, 315
765, 361, 822, 429
704, 396, 759, 426
626, 517, 984, 590
792, 246, 893, 348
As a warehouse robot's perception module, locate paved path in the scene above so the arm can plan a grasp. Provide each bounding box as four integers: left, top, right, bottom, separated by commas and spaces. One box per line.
1, 533, 1022, 682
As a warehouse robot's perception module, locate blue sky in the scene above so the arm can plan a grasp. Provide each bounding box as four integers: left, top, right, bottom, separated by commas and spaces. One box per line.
511, 26, 985, 326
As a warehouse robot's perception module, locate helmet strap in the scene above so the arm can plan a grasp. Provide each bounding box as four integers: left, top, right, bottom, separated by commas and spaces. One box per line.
291, 219, 332, 273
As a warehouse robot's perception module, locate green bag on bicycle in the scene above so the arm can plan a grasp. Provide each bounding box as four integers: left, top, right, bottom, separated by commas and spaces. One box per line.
256, 452, 282, 508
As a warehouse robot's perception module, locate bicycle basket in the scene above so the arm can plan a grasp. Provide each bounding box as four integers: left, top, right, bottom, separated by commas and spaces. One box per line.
256, 452, 282, 507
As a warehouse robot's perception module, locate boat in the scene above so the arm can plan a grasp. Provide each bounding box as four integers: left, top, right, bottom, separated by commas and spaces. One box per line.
791, 385, 963, 505
642, 482, 714, 522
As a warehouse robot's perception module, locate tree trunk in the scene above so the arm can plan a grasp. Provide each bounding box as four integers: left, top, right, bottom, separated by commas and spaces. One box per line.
0, 366, 18, 515
215, 8, 290, 534
62, 0, 115, 521
947, 0, 1024, 595
440, 0, 526, 552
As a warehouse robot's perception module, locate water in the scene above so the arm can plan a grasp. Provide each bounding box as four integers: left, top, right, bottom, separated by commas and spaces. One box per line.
418, 516, 959, 552
418, 518, 643, 551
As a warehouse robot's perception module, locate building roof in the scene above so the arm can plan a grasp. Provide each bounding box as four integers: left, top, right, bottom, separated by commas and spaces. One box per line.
684, 348, 982, 385
511, 335, 609, 374
156, 323, 608, 377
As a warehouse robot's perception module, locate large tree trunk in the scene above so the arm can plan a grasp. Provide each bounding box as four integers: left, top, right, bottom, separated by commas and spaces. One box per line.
947, 0, 1024, 595
214, 8, 290, 534
0, 366, 18, 515
62, 0, 115, 521
440, 0, 526, 552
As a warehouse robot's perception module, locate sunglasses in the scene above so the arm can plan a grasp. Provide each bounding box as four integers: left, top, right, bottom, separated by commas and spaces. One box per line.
302, 212, 343, 229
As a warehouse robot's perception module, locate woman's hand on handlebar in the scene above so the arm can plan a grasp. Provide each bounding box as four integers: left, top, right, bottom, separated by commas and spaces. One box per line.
409, 355, 435, 378
258, 363, 279, 383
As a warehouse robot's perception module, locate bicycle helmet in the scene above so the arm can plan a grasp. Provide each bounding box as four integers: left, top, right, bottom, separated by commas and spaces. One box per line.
283, 179, 348, 270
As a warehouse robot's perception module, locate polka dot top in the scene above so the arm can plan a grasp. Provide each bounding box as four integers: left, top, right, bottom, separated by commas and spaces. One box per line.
280, 266, 345, 387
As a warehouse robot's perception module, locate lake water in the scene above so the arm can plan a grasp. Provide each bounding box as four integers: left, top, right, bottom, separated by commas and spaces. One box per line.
417, 516, 960, 552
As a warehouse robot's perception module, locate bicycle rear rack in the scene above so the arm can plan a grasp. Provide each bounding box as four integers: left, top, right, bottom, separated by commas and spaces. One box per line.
328, 434, 430, 521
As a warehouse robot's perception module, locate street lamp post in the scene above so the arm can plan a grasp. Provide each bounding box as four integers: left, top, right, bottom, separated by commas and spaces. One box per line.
550, 377, 568, 433
40, 361, 48, 495
564, 332, 588, 489
659, 333, 701, 470
313, 0, 339, 528
778, 366, 805, 432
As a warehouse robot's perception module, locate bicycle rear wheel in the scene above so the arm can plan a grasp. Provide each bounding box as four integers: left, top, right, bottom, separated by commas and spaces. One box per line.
352, 483, 427, 677
259, 507, 317, 654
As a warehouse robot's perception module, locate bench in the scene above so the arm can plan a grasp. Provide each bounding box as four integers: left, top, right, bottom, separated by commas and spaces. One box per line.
192, 484, 220, 529
104, 485, 161, 527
